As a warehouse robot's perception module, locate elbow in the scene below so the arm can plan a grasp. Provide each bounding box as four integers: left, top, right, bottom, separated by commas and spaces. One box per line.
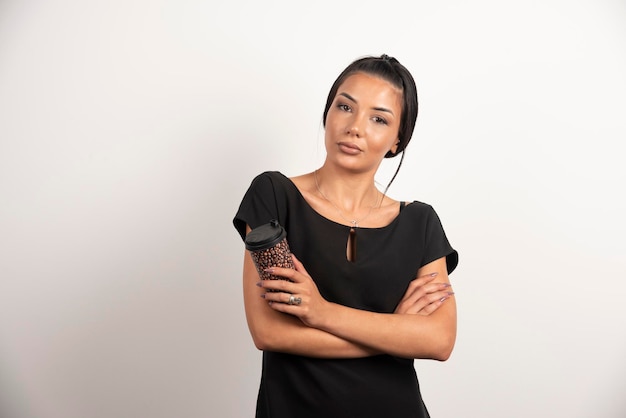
252, 336, 266, 351
432, 334, 456, 361
426, 315, 457, 361
250, 330, 269, 351
249, 327, 280, 352
415, 326, 455, 361
406, 334, 455, 361
246, 312, 298, 353
246, 315, 278, 351
433, 345, 453, 362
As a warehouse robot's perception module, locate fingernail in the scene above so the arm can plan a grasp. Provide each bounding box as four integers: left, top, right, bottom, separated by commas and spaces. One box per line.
442, 283, 452, 288
260, 293, 265, 299
264, 268, 275, 274
439, 296, 448, 303
256, 282, 262, 287
429, 272, 438, 277
447, 291, 455, 296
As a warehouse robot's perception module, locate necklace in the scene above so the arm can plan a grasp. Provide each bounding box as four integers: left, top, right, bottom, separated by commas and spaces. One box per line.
313, 169, 381, 262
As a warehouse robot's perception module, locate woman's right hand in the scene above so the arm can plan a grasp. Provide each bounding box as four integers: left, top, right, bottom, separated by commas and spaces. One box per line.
394, 272, 454, 316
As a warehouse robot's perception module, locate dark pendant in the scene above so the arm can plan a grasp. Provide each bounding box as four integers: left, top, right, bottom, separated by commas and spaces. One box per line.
347, 227, 357, 262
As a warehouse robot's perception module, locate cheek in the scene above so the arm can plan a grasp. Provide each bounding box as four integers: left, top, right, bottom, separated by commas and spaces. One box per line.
325, 115, 344, 136
323, 123, 340, 144
374, 131, 398, 151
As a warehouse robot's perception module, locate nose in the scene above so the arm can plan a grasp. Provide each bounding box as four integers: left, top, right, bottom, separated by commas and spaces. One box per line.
346, 114, 365, 137
346, 126, 360, 137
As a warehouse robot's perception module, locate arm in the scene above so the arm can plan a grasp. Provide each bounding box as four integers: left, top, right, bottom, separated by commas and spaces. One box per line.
242, 226, 379, 358
395, 271, 454, 315
263, 256, 457, 361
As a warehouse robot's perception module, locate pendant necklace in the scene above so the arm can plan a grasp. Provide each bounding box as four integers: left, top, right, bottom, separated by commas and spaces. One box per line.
314, 169, 381, 262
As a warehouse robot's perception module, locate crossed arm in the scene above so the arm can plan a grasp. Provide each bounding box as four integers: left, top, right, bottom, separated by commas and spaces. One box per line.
242, 227, 457, 360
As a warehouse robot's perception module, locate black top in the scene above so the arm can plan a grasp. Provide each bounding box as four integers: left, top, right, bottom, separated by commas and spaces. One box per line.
233, 171, 458, 418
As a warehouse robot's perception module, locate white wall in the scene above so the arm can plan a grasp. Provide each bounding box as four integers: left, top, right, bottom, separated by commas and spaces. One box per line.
1, 1, 625, 417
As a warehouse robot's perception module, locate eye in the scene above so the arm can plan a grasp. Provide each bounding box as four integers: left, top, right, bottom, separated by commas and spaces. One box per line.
372, 116, 388, 125
337, 103, 352, 112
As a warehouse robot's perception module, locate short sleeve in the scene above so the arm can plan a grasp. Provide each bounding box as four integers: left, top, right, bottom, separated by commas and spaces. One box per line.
233, 172, 281, 241
422, 205, 459, 274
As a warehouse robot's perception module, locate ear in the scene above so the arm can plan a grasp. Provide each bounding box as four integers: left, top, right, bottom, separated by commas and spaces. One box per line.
389, 138, 400, 155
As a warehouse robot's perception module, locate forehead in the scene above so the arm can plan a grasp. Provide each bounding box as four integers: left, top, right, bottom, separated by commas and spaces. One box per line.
337, 72, 403, 107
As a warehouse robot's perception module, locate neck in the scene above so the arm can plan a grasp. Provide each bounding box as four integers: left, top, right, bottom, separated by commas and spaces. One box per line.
314, 165, 380, 213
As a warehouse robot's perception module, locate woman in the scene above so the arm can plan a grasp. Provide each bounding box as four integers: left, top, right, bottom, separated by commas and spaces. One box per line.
233, 54, 458, 418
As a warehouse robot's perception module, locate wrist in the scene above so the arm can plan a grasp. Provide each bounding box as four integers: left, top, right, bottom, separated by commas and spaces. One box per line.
309, 299, 336, 331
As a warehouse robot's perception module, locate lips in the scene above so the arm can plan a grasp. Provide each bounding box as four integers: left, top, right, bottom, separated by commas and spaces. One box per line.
337, 142, 362, 154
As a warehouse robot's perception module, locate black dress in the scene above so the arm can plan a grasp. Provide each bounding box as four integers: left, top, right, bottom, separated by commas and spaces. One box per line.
233, 171, 458, 418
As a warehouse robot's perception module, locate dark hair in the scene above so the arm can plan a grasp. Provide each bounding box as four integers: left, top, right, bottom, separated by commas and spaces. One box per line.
322, 54, 419, 192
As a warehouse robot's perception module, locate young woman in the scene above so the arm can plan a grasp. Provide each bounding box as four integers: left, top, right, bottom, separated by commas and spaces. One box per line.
233, 54, 459, 418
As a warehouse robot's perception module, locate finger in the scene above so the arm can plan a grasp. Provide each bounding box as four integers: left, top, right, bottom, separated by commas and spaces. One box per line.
263, 266, 302, 283
416, 291, 455, 314
404, 273, 439, 295
417, 271, 439, 279
399, 289, 455, 315
418, 292, 455, 315
267, 298, 302, 315
262, 291, 300, 305
401, 281, 452, 307
418, 299, 444, 315
259, 277, 298, 293
290, 254, 312, 278
260, 290, 287, 303
421, 282, 453, 297
263, 293, 307, 317
291, 253, 303, 269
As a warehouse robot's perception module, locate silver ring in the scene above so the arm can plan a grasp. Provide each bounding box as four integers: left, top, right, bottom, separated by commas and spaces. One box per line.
288, 295, 302, 306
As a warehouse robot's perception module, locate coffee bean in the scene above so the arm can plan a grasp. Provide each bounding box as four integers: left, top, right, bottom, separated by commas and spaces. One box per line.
249, 238, 295, 290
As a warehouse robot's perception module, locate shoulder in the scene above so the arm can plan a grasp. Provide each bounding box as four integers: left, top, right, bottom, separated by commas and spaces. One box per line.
403, 200, 435, 215
246, 171, 290, 191
245, 171, 305, 205
399, 200, 444, 226
250, 170, 287, 183
234, 171, 295, 238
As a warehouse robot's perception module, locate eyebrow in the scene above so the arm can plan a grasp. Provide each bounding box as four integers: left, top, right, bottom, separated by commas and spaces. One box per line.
338, 92, 395, 116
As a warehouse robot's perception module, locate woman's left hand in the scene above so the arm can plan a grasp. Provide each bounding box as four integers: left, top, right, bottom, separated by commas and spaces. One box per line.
259, 254, 330, 328
394, 272, 454, 316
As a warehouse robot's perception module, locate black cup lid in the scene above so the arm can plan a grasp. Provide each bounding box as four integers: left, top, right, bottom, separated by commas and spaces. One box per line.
245, 220, 287, 251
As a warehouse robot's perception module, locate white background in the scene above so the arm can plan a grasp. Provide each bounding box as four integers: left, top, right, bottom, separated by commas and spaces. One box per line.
1, 1, 625, 417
